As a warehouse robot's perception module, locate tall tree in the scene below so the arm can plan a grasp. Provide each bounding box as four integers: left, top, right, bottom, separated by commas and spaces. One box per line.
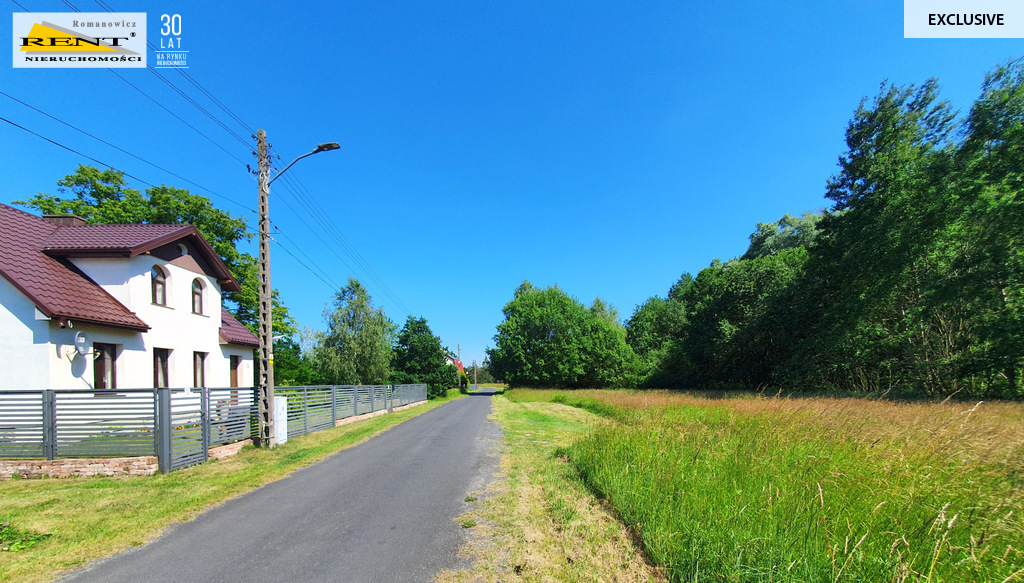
487, 281, 642, 388
392, 316, 457, 399
307, 278, 395, 385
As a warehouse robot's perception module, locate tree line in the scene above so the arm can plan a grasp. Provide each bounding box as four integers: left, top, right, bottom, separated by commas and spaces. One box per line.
488, 61, 1024, 399
15, 167, 463, 398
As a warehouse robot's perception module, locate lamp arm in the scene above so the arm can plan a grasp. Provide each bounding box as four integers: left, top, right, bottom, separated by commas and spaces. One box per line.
267, 150, 317, 186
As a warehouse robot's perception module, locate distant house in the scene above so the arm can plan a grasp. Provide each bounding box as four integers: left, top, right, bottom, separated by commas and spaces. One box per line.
445, 353, 464, 374
0, 203, 258, 391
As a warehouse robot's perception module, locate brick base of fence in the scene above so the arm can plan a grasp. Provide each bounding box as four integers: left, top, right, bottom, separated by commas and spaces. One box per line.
1, 438, 258, 479
0, 456, 160, 479
334, 399, 426, 427
208, 439, 253, 460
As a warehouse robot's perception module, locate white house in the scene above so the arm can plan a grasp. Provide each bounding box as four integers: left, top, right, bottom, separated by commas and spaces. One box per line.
0, 203, 258, 391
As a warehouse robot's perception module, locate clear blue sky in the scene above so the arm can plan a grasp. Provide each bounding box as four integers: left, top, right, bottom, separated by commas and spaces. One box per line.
2, 1, 1021, 367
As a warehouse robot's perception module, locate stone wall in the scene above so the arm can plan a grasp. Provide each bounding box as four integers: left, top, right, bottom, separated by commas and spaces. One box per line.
0, 456, 158, 479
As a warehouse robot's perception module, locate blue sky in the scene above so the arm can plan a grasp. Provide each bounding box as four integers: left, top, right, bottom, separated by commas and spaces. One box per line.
2, 1, 1021, 367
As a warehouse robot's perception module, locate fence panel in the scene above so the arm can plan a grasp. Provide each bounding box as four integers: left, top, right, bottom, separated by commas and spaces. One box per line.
169, 390, 205, 471
0, 391, 45, 459
333, 385, 356, 419
53, 389, 157, 459
208, 388, 256, 447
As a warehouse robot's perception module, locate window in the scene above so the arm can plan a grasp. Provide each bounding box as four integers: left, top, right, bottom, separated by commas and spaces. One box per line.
191, 279, 204, 315
193, 352, 206, 388
93, 343, 117, 389
230, 355, 241, 388
152, 266, 167, 306
154, 348, 171, 388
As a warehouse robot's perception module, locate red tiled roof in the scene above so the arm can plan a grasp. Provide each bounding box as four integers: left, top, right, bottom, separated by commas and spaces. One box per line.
39, 222, 240, 292
0, 204, 149, 331
220, 307, 259, 346
42, 223, 195, 255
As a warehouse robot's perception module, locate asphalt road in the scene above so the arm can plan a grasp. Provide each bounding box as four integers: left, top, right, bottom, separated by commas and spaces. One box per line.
61, 390, 503, 583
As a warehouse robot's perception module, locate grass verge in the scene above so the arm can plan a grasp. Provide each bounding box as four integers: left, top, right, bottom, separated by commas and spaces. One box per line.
509, 389, 1024, 582
437, 396, 664, 582
0, 393, 462, 583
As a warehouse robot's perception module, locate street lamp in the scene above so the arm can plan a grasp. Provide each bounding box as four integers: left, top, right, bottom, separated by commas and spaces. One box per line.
256, 129, 339, 447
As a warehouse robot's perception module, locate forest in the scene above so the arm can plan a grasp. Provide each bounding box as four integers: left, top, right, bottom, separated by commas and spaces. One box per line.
488, 61, 1024, 399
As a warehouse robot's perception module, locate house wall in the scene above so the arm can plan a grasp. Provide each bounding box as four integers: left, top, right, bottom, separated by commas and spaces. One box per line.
0, 276, 51, 389
29, 255, 254, 390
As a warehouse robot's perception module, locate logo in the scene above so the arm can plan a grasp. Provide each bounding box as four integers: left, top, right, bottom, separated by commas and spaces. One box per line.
154, 14, 187, 69
12, 13, 146, 68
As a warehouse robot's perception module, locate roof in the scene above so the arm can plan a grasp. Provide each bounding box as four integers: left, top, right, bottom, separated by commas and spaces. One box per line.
220, 307, 259, 347
0, 203, 241, 331
40, 223, 241, 292
42, 223, 194, 255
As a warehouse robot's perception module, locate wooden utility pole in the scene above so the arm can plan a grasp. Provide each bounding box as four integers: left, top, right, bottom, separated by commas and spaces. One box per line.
256, 128, 275, 448
473, 359, 478, 385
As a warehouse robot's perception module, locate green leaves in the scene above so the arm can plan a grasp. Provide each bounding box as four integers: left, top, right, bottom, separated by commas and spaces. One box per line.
393, 316, 457, 399
488, 282, 642, 389
307, 278, 395, 385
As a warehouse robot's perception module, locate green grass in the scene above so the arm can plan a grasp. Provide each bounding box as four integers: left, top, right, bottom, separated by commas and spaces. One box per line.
0, 393, 461, 583
439, 397, 662, 582
511, 389, 1024, 582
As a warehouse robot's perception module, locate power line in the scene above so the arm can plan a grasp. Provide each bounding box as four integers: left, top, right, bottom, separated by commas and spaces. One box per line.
272, 171, 412, 318
54, 0, 255, 165
0, 114, 155, 188
281, 171, 413, 315
0, 90, 255, 213
90, 0, 257, 139
271, 226, 342, 291
107, 69, 251, 168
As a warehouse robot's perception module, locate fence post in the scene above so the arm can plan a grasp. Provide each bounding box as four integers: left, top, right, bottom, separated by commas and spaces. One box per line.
354, 386, 359, 416
200, 387, 210, 464
42, 390, 56, 460
370, 385, 376, 412
157, 387, 172, 474
331, 385, 337, 425
302, 387, 308, 435
387, 385, 393, 413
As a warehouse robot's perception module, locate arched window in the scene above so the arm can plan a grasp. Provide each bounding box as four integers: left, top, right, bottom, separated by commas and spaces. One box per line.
152, 266, 167, 306
191, 279, 204, 315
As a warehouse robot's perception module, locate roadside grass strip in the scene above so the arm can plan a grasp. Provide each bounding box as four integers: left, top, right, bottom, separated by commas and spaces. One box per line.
509, 389, 1024, 582
438, 397, 664, 582
0, 393, 462, 583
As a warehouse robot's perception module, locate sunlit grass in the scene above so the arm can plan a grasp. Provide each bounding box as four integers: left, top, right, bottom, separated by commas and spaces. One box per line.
509, 389, 1024, 582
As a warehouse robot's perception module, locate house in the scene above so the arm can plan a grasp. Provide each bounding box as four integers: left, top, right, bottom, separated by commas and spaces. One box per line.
445, 352, 464, 374
0, 203, 258, 391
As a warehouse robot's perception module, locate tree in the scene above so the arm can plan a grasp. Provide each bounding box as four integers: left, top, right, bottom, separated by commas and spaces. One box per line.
784, 80, 960, 395
742, 211, 824, 260
625, 295, 686, 363
307, 278, 395, 385
487, 281, 642, 388
393, 316, 458, 399
14, 165, 296, 336
272, 337, 323, 386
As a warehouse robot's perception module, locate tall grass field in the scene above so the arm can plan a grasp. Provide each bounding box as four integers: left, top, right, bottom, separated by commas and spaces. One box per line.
507, 390, 1024, 582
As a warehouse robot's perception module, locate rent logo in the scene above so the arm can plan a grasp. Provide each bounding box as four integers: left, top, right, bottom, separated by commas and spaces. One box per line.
12, 13, 146, 68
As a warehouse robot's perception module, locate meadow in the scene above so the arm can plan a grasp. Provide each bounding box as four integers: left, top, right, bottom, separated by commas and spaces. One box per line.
507, 389, 1024, 582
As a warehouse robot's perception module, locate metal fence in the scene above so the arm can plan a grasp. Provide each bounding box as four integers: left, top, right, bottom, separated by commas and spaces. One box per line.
276, 384, 426, 439
0, 384, 426, 473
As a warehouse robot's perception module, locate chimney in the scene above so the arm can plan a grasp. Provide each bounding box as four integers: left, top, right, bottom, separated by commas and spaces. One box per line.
42, 214, 87, 227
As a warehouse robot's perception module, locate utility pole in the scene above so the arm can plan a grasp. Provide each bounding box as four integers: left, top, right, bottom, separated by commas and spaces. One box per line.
473, 359, 477, 385
254, 132, 338, 448
256, 128, 275, 448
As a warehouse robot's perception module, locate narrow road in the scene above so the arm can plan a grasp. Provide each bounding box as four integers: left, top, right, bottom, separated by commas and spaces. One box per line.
61, 390, 503, 583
